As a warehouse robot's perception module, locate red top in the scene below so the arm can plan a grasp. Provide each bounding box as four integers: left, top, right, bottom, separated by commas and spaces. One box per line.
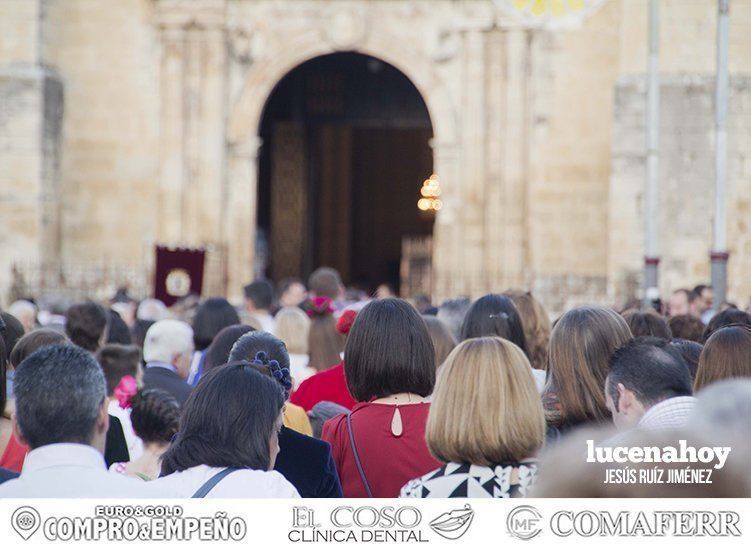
290, 362, 357, 411
321, 402, 441, 498
0, 433, 29, 472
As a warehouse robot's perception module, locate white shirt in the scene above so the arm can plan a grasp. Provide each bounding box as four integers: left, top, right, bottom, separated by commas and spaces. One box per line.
146, 465, 299, 498
0, 443, 167, 498
531, 368, 546, 393
108, 400, 144, 460
289, 353, 316, 390
638, 396, 697, 431
252, 313, 276, 334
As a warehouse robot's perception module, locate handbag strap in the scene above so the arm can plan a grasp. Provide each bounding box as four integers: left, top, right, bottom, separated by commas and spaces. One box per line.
346, 412, 373, 498
191, 467, 241, 498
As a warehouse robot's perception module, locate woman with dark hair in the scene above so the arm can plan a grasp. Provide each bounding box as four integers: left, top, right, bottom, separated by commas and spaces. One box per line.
148, 363, 298, 497
64, 302, 108, 352
621, 310, 672, 339
461, 294, 545, 391
322, 299, 441, 497
188, 297, 240, 385
110, 384, 180, 481
695, 325, 751, 391
702, 309, 751, 343
228, 331, 343, 498
229, 331, 312, 435
202, 324, 254, 374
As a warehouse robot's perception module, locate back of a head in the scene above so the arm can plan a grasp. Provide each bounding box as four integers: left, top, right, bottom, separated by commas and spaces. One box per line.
344, 298, 435, 401
692, 379, 751, 437
229, 330, 290, 370
308, 267, 343, 300
695, 325, 751, 391
547, 306, 633, 426
14, 344, 106, 449
243, 279, 275, 310
274, 307, 310, 355
621, 310, 672, 340
65, 302, 108, 352
607, 338, 692, 410
202, 324, 255, 373
703, 309, 751, 343
160, 362, 285, 475
96, 344, 142, 396
422, 315, 457, 369
460, 294, 528, 356
137, 298, 169, 322
668, 314, 705, 343
1, 311, 26, 357
192, 297, 240, 351
308, 310, 345, 371
8, 300, 35, 331
669, 338, 703, 380
427, 337, 544, 466
504, 289, 551, 370
9, 328, 68, 370
106, 308, 132, 345
143, 319, 193, 364
130, 388, 180, 445
436, 297, 471, 341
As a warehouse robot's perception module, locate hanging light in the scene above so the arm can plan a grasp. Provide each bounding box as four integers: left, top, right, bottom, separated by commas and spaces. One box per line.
418, 174, 442, 214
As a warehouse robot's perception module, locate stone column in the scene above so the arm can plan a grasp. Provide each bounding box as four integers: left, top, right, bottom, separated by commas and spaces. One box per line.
498, 26, 531, 289
225, 137, 262, 301
459, 28, 487, 296
156, 25, 186, 243
431, 139, 463, 300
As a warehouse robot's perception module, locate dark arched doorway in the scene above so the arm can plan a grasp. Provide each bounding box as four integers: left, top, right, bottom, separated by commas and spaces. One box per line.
257, 52, 434, 294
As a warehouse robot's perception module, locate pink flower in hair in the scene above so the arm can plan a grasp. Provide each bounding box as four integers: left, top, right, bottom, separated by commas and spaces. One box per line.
306, 297, 334, 318
114, 375, 138, 409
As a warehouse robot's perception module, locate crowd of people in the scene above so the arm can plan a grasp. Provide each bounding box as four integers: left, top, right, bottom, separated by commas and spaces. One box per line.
0, 270, 750, 498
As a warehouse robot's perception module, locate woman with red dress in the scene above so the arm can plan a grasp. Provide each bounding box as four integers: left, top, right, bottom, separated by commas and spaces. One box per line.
321, 299, 440, 498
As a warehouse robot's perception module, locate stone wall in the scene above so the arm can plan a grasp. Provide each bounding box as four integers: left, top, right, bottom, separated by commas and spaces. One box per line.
609, 76, 751, 305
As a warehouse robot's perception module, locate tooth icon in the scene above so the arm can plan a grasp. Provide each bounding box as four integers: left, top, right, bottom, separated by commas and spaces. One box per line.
429, 504, 475, 540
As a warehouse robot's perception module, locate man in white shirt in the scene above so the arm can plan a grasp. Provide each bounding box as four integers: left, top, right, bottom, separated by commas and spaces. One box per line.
0, 344, 164, 497
605, 338, 696, 432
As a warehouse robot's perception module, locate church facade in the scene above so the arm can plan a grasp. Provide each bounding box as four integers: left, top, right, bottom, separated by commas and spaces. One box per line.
2, 0, 751, 311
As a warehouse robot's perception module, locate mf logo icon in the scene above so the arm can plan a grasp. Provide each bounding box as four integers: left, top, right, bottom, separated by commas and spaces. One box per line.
506, 505, 543, 540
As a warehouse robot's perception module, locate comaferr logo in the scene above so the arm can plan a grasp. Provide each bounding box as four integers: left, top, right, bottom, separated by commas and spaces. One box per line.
550, 510, 741, 537
428, 505, 475, 540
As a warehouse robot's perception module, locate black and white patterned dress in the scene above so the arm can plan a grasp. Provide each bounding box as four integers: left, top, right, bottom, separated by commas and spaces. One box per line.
399, 461, 537, 498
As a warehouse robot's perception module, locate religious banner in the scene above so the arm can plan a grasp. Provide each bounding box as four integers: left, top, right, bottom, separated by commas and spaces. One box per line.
153, 245, 206, 306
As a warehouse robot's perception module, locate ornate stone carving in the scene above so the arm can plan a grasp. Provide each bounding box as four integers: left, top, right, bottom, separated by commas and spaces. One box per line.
322, 7, 368, 50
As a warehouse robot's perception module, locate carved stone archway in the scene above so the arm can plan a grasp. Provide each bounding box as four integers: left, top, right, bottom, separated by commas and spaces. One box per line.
225, 32, 461, 298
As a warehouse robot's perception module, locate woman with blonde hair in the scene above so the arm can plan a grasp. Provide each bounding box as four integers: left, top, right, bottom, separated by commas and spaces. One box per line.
544, 306, 632, 438
504, 289, 551, 371
401, 337, 544, 498
274, 307, 315, 388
